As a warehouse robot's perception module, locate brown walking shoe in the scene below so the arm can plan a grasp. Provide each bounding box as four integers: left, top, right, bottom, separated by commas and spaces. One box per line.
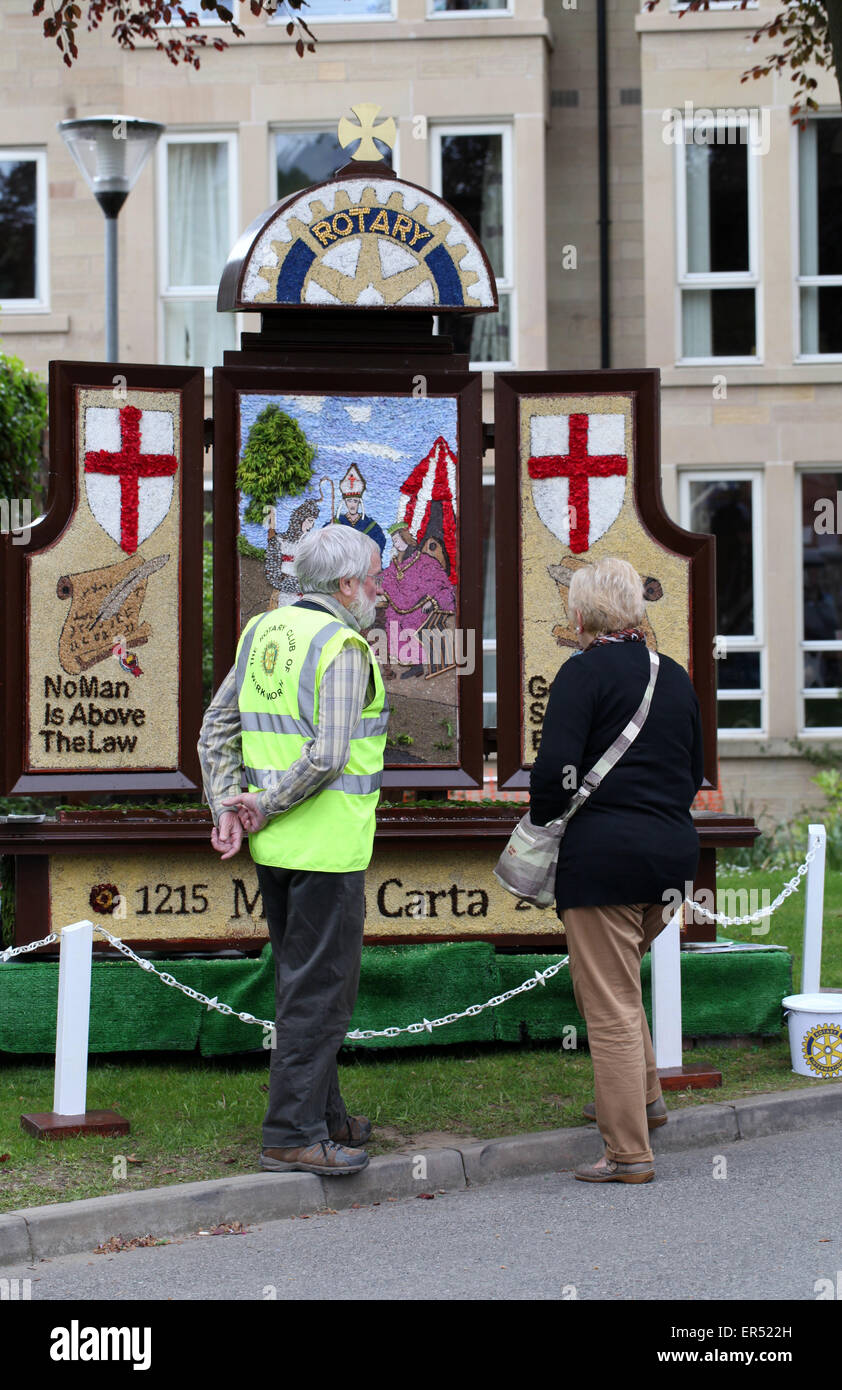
582, 1097, 667, 1129
260, 1139, 369, 1176
574, 1155, 654, 1184
329, 1115, 372, 1148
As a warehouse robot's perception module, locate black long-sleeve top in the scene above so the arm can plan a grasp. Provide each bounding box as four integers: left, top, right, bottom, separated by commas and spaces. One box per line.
529, 641, 704, 911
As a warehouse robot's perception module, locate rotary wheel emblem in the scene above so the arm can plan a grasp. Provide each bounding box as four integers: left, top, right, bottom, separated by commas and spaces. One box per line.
255, 186, 481, 309
801, 1022, 842, 1076
261, 640, 279, 676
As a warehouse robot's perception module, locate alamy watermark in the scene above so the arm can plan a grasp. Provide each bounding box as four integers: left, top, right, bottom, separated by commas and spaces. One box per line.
662, 103, 771, 156
0, 497, 32, 545
366, 621, 476, 677
1, 1277, 32, 1300
814, 492, 842, 534
663, 882, 773, 935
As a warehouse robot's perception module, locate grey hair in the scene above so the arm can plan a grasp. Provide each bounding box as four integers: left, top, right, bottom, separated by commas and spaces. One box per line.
568, 556, 645, 634
293, 523, 377, 593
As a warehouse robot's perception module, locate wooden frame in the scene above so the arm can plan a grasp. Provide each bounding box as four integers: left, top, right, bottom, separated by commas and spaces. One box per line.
0, 809, 757, 950
0, 360, 206, 796
493, 368, 718, 790
212, 362, 485, 791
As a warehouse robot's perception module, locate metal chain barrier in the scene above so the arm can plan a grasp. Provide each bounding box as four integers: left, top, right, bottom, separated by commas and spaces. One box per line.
92, 924, 277, 1038
0, 931, 59, 962
0, 840, 818, 1035
0, 922, 569, 1040
683, 841, 819, 927
344, 958, 570, 1041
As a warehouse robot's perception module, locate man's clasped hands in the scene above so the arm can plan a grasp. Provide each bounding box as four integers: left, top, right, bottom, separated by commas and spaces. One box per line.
211, 793, 268, 860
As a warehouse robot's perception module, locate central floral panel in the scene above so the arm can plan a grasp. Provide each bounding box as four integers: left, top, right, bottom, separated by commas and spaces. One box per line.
212, 368, 484, 787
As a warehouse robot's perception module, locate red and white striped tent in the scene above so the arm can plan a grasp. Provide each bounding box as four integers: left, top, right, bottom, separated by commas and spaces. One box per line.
396, 435, 459, 583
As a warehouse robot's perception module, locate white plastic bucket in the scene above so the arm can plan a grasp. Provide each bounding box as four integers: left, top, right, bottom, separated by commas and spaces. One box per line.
782, 994, 842, 1080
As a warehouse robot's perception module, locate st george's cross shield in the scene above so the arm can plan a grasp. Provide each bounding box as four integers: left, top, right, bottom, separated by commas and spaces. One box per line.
83, 403, 179, 555
527, 411, 628, 553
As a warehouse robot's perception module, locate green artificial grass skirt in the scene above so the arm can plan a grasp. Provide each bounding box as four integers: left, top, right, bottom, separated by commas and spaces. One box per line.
0, 943, 792, 1054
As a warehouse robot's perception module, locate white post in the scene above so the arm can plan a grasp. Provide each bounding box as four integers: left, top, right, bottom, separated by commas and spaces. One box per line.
651, 910, 683, 1069
53, 920, 93, 1117
801, 824, 826, 995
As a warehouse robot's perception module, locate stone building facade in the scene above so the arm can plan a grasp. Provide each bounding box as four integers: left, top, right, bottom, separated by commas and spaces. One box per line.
2, 0, 839, 828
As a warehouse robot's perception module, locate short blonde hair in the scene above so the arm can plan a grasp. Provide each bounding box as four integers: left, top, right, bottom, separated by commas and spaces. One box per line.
568, 557, 645, 634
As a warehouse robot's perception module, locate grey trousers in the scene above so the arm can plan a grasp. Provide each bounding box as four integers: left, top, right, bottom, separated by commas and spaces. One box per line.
255, 862, 365, 1149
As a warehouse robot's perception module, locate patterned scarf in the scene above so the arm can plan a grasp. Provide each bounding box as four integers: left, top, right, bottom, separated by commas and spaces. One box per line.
589, 626, 647, 647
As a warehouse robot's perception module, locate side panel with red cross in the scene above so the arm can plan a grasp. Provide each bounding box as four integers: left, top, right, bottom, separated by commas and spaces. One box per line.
493, 370, 717, 791
1, 362, 206, 795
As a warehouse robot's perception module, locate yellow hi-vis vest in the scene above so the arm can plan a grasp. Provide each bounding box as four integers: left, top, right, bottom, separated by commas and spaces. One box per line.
234, 602, 388, 872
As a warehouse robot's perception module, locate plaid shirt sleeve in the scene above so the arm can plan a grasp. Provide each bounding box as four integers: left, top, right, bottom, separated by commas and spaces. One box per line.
196, 645, 373, 826
197, 665, 245, 827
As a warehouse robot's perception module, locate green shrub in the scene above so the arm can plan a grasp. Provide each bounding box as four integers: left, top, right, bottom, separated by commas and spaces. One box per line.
237, 405, 315, 526
236, 533, 266, 560
0, 350, 47, 509
793, 769, 842, 871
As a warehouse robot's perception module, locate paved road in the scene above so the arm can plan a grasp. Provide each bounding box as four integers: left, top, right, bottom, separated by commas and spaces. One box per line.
5, 1123, 840, 1304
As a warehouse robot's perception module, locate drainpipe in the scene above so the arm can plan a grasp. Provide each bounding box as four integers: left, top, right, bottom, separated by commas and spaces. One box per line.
597, 0, 611, 368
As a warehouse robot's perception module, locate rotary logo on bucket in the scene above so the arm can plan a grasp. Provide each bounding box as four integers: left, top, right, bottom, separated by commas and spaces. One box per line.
801, 1022, 842, 1077
783, 994, 842, 1079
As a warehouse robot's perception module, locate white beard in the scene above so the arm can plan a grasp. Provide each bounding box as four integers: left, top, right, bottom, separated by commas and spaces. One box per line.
348, 590, 377, 630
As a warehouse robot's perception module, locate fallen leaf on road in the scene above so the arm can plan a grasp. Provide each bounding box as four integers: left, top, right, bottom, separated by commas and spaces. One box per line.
94, 1234, 170, 1254
416, 1193, 435, 1200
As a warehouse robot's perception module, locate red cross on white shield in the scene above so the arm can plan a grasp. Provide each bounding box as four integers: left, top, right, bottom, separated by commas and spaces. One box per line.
83, 405, 178, 554
527, 411, 629, 553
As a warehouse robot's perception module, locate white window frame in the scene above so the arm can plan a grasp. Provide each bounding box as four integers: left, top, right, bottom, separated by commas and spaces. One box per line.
267, 0, 394, 24
0, 148, 49, 311
675, 112, 761, 365
794, 110, 842, 364
796, 464, 842, 736
156, 130, 240, 375
679, 468, 766, 737
427, 0, 512, 17
430, 121, 514, 371
270, 122, 400, 198
203, 474, 213, 542
160, 0, 239, 25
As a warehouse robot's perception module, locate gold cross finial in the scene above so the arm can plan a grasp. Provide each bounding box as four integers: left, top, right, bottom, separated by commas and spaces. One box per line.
337, 103, 397, 162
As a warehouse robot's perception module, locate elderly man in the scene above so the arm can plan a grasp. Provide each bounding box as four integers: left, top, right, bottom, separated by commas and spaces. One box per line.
197, 526, 388, 1176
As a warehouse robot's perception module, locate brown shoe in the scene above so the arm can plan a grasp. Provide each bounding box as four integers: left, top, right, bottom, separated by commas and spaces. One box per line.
329, 1115, 372, 1148
574, 1156, 654, 1184
260, 1139, 369, 1176
582, 1097, 667, 1129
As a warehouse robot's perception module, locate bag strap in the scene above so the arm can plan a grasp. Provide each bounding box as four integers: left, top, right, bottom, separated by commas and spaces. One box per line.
551, 649, 660, 827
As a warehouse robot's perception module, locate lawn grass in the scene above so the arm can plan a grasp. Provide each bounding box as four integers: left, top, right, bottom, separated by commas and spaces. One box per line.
1, 865, 840, 1215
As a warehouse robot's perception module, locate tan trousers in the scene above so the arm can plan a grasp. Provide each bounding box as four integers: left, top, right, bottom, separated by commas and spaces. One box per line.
562, 902, 668, 1164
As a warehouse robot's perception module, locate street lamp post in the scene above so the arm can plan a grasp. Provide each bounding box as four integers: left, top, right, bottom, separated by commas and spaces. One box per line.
58, 116, 165, 362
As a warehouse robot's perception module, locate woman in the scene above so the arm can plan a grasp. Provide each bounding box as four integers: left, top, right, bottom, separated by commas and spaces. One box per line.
265, 500, 320, 602
379, 523, 455, 679
530, 556, 704, 1184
